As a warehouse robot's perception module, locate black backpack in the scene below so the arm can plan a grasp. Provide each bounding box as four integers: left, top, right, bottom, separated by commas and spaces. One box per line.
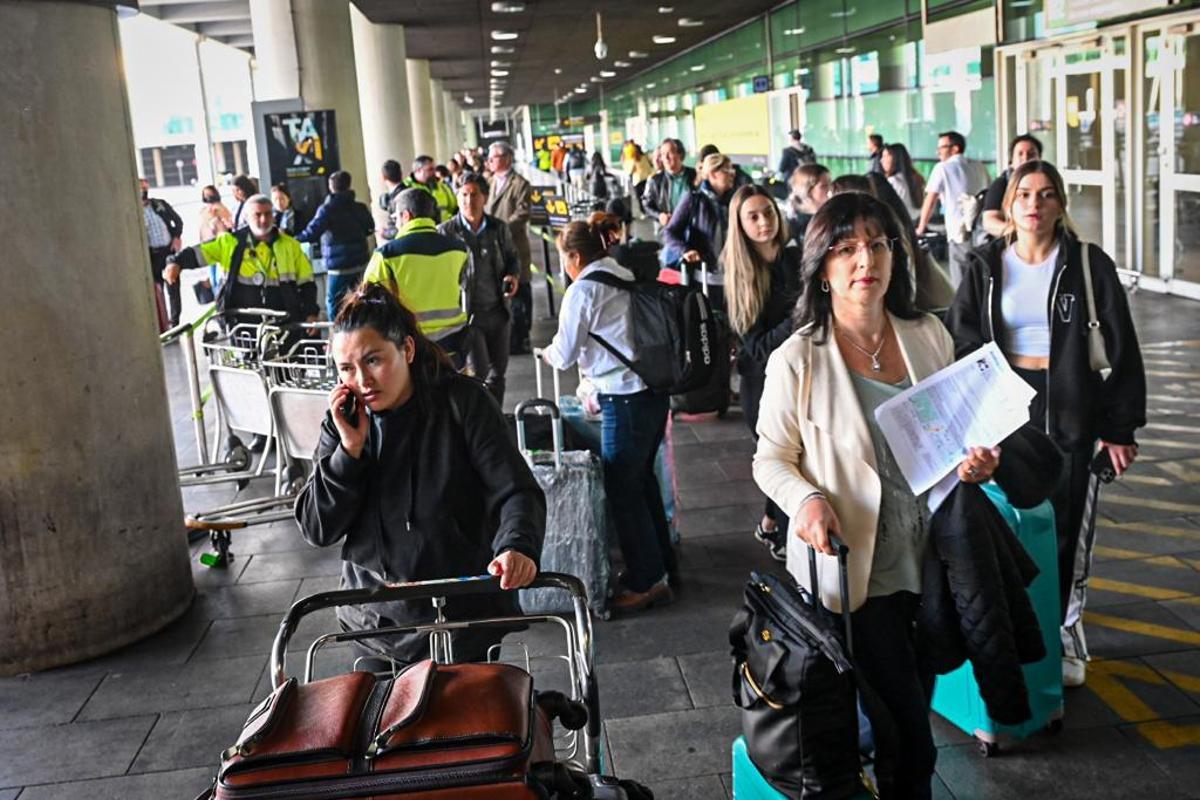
580, 271, 716, 395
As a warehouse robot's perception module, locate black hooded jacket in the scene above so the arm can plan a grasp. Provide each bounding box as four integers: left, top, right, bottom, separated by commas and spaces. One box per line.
944, 234, 1145, 450
295, 372, 545, 661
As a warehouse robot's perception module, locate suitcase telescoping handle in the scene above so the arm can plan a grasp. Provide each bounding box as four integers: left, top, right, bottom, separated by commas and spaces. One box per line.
805, 533, 853, 657
531, 347, 563, 404
677, 259, 710, 297
514, 398, 564, 472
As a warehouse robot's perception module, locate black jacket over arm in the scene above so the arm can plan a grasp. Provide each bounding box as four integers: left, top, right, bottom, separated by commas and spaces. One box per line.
295, 372, 545, 662
944, 234, 1145, 450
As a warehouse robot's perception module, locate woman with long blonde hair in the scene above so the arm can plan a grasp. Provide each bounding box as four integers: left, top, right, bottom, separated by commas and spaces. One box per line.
722, 184, 802, 560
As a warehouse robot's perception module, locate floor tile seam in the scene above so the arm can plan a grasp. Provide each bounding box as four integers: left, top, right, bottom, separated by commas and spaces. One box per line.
65, 671, 109, 725
182, 619, 216, 664
8, 763, 213, 792
124, 713, 162, 779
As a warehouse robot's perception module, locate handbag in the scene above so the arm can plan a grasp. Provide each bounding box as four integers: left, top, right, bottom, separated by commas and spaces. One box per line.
729, 539, 890, 799
1079, 241, 1112, 373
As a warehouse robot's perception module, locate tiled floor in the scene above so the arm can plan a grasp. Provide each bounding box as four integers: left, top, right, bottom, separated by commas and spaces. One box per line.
2, 251, 1199, 797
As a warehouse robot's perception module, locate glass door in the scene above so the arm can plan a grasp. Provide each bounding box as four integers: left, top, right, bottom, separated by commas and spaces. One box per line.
1055, 36, 1129, 268
1153, 27, 1200, 298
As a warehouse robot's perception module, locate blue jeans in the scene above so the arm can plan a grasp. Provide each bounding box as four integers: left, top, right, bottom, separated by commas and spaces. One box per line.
599, 390, 674, 592
326, 270, 363, 321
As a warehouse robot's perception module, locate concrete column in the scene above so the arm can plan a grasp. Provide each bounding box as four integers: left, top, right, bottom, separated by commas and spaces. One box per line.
349, 4, 413, 209
443, 95, 460, 159
406, 58, 437, 159
248, 0, 300, 100
291, 0, 368, 186
430, 81, 448, 163
465, 109, 479, 149
0, 0, 194, 675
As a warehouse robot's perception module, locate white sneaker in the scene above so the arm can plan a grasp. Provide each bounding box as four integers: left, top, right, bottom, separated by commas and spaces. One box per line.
1062, 656, 1087, 688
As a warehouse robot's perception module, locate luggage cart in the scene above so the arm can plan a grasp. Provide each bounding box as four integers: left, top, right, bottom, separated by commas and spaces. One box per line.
176, 309, 289, 490
188, 332, 335, 568
266, 573, 643, 795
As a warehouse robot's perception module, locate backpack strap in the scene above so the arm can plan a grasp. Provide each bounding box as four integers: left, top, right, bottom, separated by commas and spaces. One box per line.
216, 231, 252, 314
578, 271, 640, 372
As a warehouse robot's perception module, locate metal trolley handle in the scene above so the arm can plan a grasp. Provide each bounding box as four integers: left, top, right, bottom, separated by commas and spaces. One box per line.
513, 398, 564, 471
268, 572, 600, 771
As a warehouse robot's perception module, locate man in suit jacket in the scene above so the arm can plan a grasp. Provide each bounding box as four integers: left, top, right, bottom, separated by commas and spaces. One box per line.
484, 140, 534, 354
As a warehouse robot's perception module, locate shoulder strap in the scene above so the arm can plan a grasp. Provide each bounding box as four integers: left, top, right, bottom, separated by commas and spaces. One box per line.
216, 232, 252, 313
1079, 241, 1100, 330
579, 270, 633, 290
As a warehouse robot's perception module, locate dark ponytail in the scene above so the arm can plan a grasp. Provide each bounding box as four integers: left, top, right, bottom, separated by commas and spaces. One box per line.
333, 282, 455, 409
556, 212, 623, 264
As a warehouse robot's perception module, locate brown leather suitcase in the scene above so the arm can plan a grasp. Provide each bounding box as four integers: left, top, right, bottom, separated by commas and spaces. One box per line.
207, 659, 554, 799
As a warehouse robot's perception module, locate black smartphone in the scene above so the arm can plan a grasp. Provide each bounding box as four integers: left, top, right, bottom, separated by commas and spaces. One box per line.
339, 391, 359, 427
1089, 448, 1117, 484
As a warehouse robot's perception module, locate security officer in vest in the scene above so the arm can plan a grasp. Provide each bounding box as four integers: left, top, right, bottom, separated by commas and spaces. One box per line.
364, 188, 472, 366
163, 193, 320, 329
404, 155, 458, 223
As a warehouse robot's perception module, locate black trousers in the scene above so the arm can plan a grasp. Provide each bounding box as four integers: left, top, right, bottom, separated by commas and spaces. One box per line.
150, 246, 182, 327
1015, 367, 1094, 623
509, 280, 533, 353
852, 592, 936, 800
740, 370, 788, 537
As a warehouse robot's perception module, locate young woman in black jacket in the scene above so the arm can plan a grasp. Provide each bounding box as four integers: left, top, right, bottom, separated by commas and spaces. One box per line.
723, 185, 803, 561
295, 283, 545, 667
944, 159, 1146, 688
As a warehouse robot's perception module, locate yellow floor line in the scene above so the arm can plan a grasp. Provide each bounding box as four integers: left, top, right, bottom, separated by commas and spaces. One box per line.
1146, 422, 1200, 435
1120, 474, 1176, 487
1093, 548, 1195, 570
1085, 612, 1200, 646
1143, 358, 1200, 368
1102, 494, 1200, 514
1138, 438, 1200, 451
1088, 578, 1193, 600
1160, 668, 1200, 694
1142, 339, 1200, 349
1086, 661, 1200, 748
1154, 461, 1200, 484
1099, 521, 1200, 542
1095, 545, 1152, 559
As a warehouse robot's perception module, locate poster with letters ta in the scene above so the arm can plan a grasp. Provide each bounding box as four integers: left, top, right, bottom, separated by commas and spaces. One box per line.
264, 109, 340, 180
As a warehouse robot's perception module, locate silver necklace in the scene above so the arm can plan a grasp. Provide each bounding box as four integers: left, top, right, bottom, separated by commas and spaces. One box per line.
836, 325, 887, 371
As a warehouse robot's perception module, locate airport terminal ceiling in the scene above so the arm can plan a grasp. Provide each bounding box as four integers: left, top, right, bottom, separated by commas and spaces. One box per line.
352, 1, 782, 107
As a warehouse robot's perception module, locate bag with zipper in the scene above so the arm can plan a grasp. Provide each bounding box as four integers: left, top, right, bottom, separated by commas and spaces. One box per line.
200, 659, 561, 799
669, 262, 731, 416
579, 270, 717, 396
729, 538, 892, 799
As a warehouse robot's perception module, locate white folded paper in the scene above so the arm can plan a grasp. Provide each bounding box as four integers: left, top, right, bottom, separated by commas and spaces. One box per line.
873, 342, 1036, 512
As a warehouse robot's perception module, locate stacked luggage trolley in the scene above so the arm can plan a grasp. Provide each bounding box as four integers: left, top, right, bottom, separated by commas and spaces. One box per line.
197, 572, 650, 798
168, 308, 335, 567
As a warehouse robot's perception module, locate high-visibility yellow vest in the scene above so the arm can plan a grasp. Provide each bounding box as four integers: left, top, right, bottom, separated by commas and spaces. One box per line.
363, 218, 470, 340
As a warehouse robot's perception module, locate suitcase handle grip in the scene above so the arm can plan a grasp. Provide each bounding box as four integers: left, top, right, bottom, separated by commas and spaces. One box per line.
805, 534, 853, 657
531, 347, 562, 403
514, 398, 564, 471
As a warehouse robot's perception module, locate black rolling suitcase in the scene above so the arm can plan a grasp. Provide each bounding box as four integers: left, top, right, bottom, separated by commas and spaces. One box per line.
670, 261, 731, 416
730, 537, 888, 799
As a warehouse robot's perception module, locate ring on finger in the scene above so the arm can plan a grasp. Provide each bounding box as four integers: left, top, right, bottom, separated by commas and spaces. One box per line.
967, 467, 978, 478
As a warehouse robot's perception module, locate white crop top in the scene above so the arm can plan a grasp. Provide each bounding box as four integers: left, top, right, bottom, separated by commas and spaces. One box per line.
1000, 245, 1059, 357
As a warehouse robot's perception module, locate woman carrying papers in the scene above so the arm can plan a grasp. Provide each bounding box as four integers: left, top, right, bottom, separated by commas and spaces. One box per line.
944, 160, 1146, 688
753, 192, 1000, 799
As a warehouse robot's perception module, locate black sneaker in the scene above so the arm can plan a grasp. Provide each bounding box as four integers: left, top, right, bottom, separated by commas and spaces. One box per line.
754, 523, 788, 562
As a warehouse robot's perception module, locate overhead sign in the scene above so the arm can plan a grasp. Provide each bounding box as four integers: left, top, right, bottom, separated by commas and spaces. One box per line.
1045, 0, 1168, 31
693, 94, 770, 160
263, 109, 340, 180
529, 188, 570, 231
752, 75, 771, 94
559, 115, 602, 128
477, 117, 511, 141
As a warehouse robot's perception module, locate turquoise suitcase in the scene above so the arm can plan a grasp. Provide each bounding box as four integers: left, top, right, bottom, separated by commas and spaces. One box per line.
930, 483, 1064, 756
732, 736, 875, 799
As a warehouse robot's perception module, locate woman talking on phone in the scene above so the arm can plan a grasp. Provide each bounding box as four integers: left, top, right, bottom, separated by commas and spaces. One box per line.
945, 159, 1145, 688
296, 283, 544, 668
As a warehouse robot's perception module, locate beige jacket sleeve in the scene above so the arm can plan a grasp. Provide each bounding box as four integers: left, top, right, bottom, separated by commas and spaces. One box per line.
752, 341, 822, 519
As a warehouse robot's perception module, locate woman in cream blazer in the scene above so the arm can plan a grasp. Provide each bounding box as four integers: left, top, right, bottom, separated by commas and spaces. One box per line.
753, 192, 1000, 798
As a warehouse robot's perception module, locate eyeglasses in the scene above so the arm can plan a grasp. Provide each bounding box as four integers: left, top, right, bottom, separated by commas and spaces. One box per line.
827, 237, 896, 261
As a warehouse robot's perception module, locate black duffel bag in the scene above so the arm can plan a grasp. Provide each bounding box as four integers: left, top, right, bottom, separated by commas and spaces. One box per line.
729, 538, 892, 799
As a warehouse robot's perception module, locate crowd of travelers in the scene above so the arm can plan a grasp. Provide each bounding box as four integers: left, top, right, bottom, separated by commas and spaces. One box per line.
142, 118, 1146, 797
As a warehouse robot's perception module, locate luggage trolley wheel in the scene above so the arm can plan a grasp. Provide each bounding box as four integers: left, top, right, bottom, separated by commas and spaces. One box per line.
976, 738, 1000, 758
186, 517, 247, 569
1045, 717, 1064, 735
223, 435, 250, 471
284, 463, 307, 495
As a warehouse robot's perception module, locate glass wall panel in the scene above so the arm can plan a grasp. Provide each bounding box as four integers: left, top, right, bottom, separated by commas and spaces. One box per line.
1142, 32, 1163, 278
1063, 71, 1104, 170
1175, 191, 1200, 284
1067, 183, 1104, 244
